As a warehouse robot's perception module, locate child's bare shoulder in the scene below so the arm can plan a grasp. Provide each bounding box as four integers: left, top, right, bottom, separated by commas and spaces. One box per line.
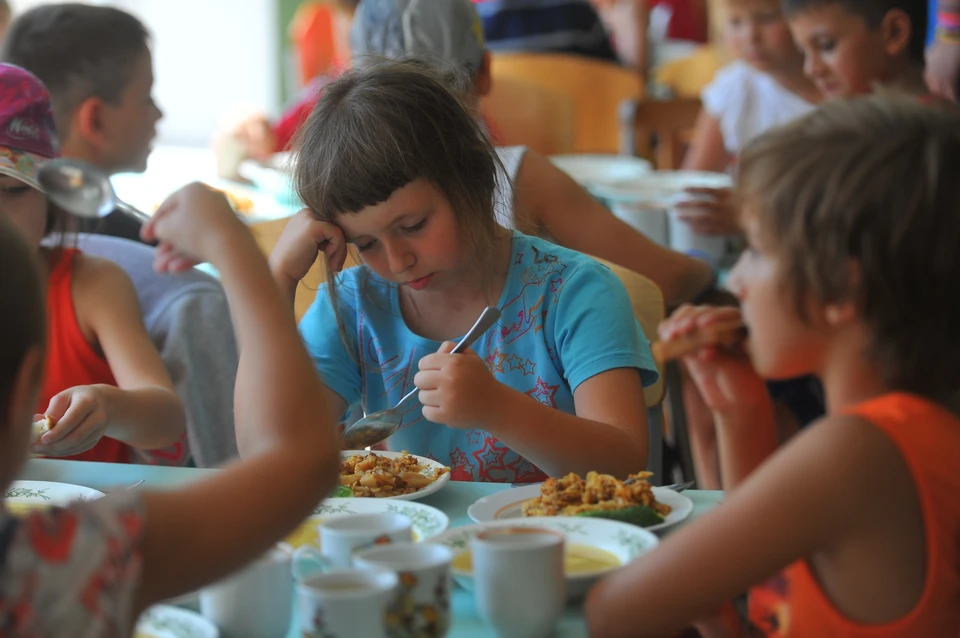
71, 253, 138, 299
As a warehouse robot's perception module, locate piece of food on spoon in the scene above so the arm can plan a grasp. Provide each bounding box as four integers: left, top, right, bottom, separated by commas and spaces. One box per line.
522, 471, 672, 528
652, 320, 748, 363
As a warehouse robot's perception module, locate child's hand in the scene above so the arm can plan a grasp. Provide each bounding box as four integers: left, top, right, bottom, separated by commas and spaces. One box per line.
659, 305, 767, 418
231, 113, 276, 163
142, 182, 244, 272
415, 343, 500, 429
674, 187, 740, 236
32, 386, 110, 456
268, 208, 348, 286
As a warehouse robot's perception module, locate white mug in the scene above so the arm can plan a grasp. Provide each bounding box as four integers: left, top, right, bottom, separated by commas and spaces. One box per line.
200, 547, 293, 638
354, 542, 454, 638
473, 527, 565, 638
610, 200, 670, 247
296, 566, 399, 638
320, 512, 413, 568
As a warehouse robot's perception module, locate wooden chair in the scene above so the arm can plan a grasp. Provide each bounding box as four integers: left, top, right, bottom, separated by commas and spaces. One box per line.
619, 97, 703, 169
249, 216, 361, 322
490, 53, 644, 154
653, 45, 726, 99
482, 77, 576, 155
595, 258, 667, 481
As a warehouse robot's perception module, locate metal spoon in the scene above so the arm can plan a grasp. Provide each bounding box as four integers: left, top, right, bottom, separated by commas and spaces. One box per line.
341, 306, 502, 449
37, 157, 151, 222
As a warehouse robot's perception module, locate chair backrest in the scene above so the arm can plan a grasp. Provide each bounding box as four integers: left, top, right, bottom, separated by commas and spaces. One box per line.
482, 77, 576, 156
490, 53, 644, 154
653, 46, 726, 99
249, 217, 361, 322
593, 258, 665, 408
619, 97, 702, 169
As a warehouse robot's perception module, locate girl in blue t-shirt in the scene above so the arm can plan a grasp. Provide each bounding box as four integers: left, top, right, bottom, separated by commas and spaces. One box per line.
270, 59, 658, 483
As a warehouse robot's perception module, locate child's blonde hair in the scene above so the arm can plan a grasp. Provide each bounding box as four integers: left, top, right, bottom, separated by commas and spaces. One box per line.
737, 95, 960, 397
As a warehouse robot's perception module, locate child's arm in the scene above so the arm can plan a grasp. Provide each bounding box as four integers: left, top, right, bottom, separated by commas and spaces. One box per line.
416, 262, 652, 478
268, 208, 348, 309
132, 184, 340, 611
35, 259, 185, 456
682, 110, 729, 172
514, 151, 715, 308
584, 413, 911, 636
659, 306, 778, 489
420, 343, 648, 477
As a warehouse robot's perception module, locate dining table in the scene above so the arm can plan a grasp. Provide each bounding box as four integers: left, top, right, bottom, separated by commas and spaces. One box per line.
21, 458, 722, 637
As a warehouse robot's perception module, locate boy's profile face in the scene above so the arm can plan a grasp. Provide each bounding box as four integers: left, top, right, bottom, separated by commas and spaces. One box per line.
788, 4, 905, 99
98, 49, 163, 174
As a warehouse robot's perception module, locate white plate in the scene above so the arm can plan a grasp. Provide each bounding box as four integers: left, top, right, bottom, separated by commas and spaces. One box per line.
591, 170, 733, 203
5, 480, 104, 512
550, 154, 652, 190
135, 604, 219, 638
429, 516, 658, 599
340, 450, 451, 501
466, 483, 693, 533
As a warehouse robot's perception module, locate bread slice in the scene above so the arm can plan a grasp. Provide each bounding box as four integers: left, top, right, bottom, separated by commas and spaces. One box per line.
652, 321, 748, 362
31, 415, 53, 443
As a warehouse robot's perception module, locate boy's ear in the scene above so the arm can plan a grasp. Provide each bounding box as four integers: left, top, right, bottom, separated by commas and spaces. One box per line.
3, 346, 43, 436
73, 96, 110, 150
880, 9, 913, 60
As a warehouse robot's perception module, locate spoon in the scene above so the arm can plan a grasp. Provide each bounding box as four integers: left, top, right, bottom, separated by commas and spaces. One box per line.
37, 157, 151, 222
341, 306, 502, 449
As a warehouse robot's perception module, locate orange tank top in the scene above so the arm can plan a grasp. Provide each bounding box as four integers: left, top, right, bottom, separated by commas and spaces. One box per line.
747, 393, 960, 636
37, 249, 131, 463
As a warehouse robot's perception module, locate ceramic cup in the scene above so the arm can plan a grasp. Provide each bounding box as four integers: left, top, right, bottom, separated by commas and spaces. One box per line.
354, 542, 454, 638
472, 527, 565, 638
296, 566, 399, 638
610, 200, 670, 247
320, 512, 414, 568
199, 547, 293, 638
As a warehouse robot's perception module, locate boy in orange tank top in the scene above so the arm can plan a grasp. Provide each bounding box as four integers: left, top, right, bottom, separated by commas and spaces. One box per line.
585, 96, 960, 636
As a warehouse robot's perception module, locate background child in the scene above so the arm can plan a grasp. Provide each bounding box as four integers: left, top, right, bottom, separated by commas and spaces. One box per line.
271, 59, 656, 482
785, 0, 928, 99
679, 0, 821, 236
0, 180, 341, 634
2, 3, 163, 243
585, 95, 960, 636
0, 64, 184, 462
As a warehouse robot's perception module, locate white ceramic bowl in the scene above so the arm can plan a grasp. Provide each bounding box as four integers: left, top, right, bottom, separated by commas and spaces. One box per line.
549, 154, 653, 190
339, 450, 451, 501
591, 170, 733, 204
429, 516, 659, 599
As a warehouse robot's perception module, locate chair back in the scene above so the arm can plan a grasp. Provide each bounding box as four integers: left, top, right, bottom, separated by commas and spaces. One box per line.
619, 97, 702, 169
483, 77, 576, 155
490, 53, 643, 154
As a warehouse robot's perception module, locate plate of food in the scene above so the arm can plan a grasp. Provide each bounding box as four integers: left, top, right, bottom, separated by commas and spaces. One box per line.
339, 450, 451, 501
5, 480, 105, 516
135, 605, 219, 638
466, 471, 693, 533
430, 516, 658, 599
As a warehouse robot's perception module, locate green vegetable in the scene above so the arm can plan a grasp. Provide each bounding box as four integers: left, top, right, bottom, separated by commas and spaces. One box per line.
575, 505, 665, 527
330, 485, 353, 498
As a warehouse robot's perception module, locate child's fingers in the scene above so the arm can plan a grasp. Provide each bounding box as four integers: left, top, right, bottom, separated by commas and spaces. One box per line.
437, 341, 457, 355
43, 392, 72, 423
41, 400, 92, 445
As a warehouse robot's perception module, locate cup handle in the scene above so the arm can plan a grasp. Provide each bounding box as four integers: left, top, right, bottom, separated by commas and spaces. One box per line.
292, 546, 332, 582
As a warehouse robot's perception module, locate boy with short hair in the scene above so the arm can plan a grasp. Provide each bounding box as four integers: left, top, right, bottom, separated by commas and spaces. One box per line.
783, 0, 929, 98
2, 3, 162, 241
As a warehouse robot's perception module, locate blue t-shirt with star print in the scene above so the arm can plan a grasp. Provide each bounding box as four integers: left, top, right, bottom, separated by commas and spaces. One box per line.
299, 232, 658, 483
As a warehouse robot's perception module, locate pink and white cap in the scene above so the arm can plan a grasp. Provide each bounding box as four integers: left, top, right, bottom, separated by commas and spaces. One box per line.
0, 63, 60, 191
